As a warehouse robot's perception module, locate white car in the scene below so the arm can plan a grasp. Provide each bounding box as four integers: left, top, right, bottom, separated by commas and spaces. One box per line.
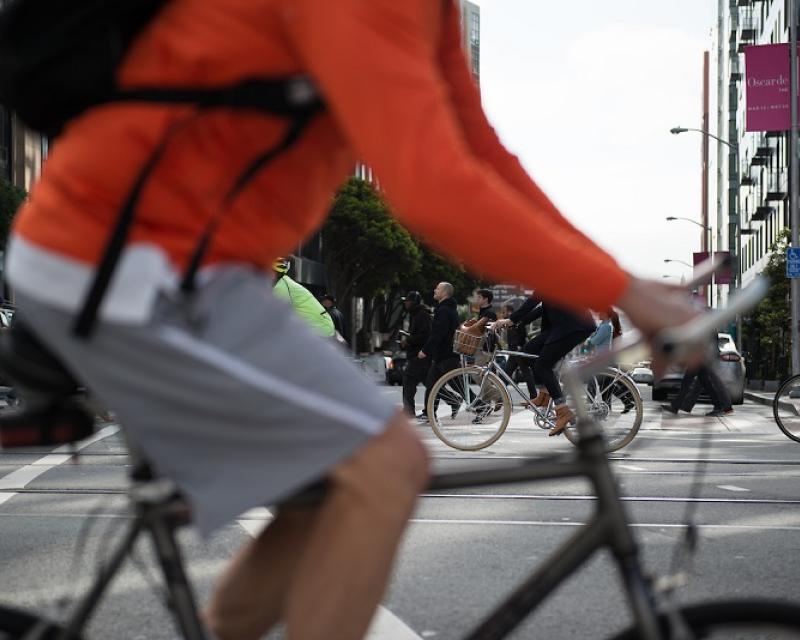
630, 366, 654, 386
652, 332, 746, 405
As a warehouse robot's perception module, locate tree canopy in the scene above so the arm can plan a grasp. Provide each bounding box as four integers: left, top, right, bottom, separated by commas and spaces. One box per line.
0, 177, 25, 248
743, 228, 791, 380
322, 177, 422, 303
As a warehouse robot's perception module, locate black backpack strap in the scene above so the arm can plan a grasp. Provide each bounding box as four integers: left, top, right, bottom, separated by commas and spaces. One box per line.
72, 115, 194, 338
179, 108, 318, 293
72, 83, 323, 339
117, 77, 322, 116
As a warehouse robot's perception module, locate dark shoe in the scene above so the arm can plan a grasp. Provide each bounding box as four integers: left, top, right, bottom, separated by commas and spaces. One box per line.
660, 403, 678, 415
621, 403, 634, 414
416, 413, 429, 423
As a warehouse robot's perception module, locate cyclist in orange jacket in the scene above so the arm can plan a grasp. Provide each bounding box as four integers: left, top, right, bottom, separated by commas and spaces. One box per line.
7, 2, 699, 638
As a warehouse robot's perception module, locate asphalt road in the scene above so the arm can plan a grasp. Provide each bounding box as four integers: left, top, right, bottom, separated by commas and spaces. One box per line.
1, 383, 799, 639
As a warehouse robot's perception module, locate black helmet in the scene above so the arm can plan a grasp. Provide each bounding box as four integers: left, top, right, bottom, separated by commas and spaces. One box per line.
402, 290, 422, 304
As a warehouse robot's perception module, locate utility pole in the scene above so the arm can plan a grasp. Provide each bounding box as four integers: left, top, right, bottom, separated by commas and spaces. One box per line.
716, 0, 725, 310
792, 0, 800, 375
702, 51, 712, 306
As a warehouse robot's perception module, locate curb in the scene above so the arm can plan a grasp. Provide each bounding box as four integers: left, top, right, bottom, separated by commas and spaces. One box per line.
744, 391, 772, 407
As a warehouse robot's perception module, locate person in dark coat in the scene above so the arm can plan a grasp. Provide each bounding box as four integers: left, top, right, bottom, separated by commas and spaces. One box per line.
495, 293, 595, 436
475, 289, 497, 322
400, 290, 432, 416
662, 333, 733, 417
418, 282, 460, 422
499, 300, 537, 398
321, 294, 348, 341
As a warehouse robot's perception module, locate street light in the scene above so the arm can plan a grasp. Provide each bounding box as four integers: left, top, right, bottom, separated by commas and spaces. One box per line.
670, 127, 739, 153
664, 258, 693, 268
665, 216, 711, 231
666, 216, 714, 306
671, 125, 741, 328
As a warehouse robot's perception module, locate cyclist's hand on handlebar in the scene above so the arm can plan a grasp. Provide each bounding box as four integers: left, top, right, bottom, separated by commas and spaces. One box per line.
491, 319, 512, 330
615, 276, 702, 376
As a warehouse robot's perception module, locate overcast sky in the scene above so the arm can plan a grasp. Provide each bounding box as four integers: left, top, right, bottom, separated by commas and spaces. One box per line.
477, 0, 717, 281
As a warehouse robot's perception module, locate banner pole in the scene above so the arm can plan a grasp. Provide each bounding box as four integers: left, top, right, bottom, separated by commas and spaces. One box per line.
791, 0, 800, 375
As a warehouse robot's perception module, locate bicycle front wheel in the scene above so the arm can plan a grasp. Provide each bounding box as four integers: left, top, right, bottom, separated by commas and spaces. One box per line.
773, 374, 800, 443
0, 604, 82, 639
563, 369, 642, 453
610, 599, 800, 639
426, 366, 511, 451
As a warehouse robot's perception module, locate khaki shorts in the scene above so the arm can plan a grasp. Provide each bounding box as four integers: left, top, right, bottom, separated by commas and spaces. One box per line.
14, 267, 395, 535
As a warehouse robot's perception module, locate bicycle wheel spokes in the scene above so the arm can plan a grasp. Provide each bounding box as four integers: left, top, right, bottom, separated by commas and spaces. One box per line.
427, 367, 511, 450
563, 371, 642, 452
774, 377, 800, 443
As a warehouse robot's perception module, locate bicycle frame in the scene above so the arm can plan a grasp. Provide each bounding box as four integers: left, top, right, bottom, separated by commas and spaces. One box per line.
461, 349, 638, 426
55, 456, 209, 640
426, 428, 660, 640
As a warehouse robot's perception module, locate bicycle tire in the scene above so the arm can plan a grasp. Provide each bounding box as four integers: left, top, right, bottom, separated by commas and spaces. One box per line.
773, 374, 800, 444
609, 599, 800, 639
426, 366, 511, 451
0, 604, 83, 639
563, 369, 642, 453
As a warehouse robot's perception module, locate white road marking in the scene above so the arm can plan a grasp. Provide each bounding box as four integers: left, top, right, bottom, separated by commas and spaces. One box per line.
235, 509, 422, 640
0, 425, 120, 505
616, 464, 646, 471
409, 518, 800, 531
716, 484, 751, 492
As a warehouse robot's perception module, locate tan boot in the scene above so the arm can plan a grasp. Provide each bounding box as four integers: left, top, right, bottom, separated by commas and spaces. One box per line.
531, 390, 551, 407
548, 404, 574, 436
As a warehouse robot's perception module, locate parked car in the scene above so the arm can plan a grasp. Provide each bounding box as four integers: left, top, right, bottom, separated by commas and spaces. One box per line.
385, 351, 406, 385
630, 366, 654, 386
651, 332, 745, 405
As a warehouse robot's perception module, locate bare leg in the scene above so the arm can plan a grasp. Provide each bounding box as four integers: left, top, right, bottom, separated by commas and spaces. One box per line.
205, 507, 319, 639
206, 413, 429, 640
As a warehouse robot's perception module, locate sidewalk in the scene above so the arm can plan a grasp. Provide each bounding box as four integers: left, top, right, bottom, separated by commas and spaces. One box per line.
745, 389, 773, 408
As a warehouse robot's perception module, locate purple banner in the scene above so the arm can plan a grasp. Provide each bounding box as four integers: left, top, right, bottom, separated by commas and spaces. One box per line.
693, 251, 712, 285
692, 251, 731, 285
744, 44, 794, 132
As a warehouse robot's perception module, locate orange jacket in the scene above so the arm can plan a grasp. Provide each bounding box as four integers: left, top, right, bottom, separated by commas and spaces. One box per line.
13, 0, 628, 310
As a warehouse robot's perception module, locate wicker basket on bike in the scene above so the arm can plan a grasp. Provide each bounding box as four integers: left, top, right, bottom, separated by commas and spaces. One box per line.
453, 316, 490, 356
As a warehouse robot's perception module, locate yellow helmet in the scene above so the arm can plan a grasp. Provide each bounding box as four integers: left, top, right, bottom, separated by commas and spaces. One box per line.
273, 257, 290, 274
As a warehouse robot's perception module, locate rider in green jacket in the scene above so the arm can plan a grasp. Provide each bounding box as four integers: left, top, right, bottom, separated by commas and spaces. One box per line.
272, 258, 335, 338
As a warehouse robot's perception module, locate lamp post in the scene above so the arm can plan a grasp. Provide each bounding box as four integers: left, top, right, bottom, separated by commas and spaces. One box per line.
670, 126, 740, 327
664, 258, 693, 269
670, 127, 738, 152
666, 216, 714, 306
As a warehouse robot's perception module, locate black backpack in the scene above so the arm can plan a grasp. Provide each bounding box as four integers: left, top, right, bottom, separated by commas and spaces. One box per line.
0, 0, 325, 336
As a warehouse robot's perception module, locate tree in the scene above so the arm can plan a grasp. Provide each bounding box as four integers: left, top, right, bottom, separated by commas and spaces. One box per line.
406, 245, 485, 305
322, 176, 421, 307
743, 229, 790, 380
322, 177, 487, 349
0, 176, 25, 248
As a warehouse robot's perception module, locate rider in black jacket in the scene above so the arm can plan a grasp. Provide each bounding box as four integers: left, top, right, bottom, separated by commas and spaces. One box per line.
400, 291, 432, 415
418, 282, 460, 421
495, 293, 594, 436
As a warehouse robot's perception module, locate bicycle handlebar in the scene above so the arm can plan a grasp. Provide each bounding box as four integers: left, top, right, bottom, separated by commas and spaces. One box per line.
568, 275, 768, 381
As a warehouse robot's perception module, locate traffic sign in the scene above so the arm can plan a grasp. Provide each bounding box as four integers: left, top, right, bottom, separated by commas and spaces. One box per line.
787, 247, 800, 278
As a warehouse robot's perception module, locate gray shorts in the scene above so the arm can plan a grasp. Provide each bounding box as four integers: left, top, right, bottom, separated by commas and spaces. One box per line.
14, 267, 395, 535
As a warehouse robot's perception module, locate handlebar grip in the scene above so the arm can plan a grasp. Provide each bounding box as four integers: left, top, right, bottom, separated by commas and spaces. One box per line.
654, 276, 769, 359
